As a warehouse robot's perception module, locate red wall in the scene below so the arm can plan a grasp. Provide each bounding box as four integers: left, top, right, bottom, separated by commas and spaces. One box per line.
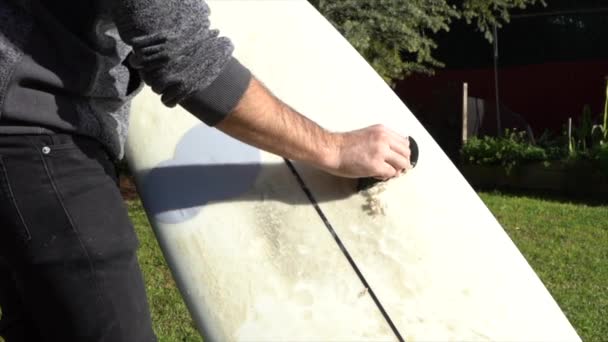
396, 60, 608, 135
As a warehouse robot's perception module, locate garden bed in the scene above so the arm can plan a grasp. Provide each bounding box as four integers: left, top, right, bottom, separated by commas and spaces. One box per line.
460, 161, 608, 199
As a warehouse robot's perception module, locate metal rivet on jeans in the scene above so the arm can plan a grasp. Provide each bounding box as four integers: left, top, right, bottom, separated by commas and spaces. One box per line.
42, 146, 51, 154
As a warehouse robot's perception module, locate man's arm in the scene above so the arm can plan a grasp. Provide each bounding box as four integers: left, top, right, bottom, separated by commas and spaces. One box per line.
110, 0, 411, 179
110, 0, 250, 126
217, 77, 412, 180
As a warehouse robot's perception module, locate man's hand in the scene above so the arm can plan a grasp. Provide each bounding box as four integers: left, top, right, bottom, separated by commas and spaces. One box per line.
326, 125, 412, 180
216, 77, 411, 180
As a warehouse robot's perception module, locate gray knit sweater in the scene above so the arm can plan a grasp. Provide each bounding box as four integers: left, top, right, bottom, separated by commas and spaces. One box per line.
0, 0, 251, 159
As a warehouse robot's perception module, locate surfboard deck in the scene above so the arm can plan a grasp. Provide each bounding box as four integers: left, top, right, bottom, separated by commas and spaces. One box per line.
127, 0, 581, 341
127, 89, 396, 341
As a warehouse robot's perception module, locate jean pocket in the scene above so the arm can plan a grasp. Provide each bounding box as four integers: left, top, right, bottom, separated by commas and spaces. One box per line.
40, 148, 138, 259
0, 156, 32, 246
44, 139, 118, 185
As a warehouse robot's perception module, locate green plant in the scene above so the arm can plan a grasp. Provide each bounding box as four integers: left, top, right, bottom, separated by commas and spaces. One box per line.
571, 105, 594, 156
567, 94, 608, 161
598, 80, 608, 175
591, 79, 608, 153
461, 129, 550, 172
603, 78, 608, 140
537, 130, 566, 160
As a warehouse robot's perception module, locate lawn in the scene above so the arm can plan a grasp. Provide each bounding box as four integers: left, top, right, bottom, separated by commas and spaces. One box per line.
478, 191, 608, 341
127, 192, 607, 341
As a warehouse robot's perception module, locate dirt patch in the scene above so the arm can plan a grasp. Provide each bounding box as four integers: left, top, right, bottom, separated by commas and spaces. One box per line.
120, 175, 139, 201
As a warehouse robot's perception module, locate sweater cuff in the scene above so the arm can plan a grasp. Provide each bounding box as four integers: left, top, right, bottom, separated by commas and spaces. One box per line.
180, 57, 252, 126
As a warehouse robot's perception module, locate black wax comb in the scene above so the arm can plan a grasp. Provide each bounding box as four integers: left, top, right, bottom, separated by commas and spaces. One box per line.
357, 136, 419, 192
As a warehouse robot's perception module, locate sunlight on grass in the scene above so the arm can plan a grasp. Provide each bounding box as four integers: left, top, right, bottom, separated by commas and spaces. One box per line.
480, 191, 608, 341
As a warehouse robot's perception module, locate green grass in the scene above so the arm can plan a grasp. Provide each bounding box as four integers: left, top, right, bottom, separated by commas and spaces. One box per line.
479, 191, 608, 341
128, 193, 607, 341
128, 201, 202, 342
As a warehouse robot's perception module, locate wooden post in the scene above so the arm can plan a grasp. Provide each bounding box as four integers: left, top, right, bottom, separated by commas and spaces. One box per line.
568, 117, 573, 154
462, 82, 468, 143
493, 23, 502, 136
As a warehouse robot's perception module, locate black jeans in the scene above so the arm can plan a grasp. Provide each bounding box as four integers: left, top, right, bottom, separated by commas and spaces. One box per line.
0, 134, 156, 341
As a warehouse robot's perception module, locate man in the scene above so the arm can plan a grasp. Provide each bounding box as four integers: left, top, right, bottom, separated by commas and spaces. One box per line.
0, 0, 412, 340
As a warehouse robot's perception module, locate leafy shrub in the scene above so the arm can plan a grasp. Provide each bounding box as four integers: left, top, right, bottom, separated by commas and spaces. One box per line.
536, 130, 567, 160
461, 129, 551, 172
568, 81, 607, 160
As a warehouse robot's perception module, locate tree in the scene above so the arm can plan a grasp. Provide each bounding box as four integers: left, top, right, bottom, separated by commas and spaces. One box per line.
309, 0, 545, 84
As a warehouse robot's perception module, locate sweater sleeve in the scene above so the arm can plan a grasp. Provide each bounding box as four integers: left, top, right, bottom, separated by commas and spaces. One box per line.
110, 0, 251, 125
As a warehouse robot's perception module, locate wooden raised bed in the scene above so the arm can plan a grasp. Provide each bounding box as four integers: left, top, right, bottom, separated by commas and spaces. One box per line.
460, 161, 608, 199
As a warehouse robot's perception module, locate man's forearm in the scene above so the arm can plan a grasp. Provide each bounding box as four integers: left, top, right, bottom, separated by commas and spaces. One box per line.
216, 77, 339, 170
216, 76, 412, 179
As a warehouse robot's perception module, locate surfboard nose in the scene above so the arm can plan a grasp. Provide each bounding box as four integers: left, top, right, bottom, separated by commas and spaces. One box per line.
357, 136, 418, 192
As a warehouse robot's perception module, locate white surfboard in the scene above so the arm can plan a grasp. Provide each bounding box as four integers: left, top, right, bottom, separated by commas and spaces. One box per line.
127, 88, 398, 341
127, 1, 581, 341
